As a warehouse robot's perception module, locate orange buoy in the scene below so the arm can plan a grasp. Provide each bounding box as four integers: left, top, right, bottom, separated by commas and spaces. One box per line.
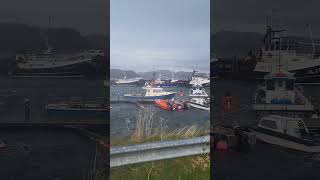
223, 92, 233, 111
216, 140, 228, 151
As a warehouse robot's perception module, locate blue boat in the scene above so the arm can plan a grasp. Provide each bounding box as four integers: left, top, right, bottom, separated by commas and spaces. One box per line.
123, 85, 176, 102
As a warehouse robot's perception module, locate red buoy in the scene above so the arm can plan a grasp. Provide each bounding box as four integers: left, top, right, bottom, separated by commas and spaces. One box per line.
216, 140, 228, 151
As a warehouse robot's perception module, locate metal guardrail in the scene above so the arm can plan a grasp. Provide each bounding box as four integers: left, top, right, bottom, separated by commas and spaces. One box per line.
110, 136, 210, 167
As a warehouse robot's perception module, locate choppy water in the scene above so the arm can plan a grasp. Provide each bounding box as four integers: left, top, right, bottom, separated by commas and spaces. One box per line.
212, 79, 320, 180
110, 85, 210, 140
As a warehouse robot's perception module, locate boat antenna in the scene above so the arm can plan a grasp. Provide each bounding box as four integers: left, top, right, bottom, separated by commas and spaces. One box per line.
44, 16, 51, 52
306, 24, 315, 57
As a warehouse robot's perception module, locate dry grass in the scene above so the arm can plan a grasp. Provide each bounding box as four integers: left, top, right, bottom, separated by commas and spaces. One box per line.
111, 108, 210, 180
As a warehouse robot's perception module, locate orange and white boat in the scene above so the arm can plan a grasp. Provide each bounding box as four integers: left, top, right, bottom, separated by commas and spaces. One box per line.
154, 99, 187, 111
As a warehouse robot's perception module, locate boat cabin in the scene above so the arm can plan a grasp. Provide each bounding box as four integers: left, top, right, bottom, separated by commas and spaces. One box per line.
190, 85, 208, 97
143, 86, 171, 96
262, 71, 295, 104
258, 115, 309, 138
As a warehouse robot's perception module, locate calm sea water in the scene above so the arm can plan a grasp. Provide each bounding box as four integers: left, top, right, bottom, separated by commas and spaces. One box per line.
212, 79, 320, 180
110, 85, 210, 141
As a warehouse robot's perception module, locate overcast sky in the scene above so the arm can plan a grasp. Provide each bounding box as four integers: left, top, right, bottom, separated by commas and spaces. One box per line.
111, 0, 210, 73
0, 0, 107, 35
212, 0, 320, 37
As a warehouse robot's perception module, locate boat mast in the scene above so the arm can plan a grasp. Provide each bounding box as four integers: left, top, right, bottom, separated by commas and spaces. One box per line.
306, 24, 315, 57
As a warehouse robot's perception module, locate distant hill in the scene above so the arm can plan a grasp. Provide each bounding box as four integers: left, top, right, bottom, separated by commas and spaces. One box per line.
212, 31, 320, 59
111, 69, 208, 80
0, 23, 106, 53
110, 69, 140, 79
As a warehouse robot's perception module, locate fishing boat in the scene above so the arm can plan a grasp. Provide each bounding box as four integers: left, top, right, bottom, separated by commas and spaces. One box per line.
250, 115, 320, 152
244, 23, 320, 83
8, 22, 105, 78
187, 84, 210, 111
45, 100, 108, 118
253, 70, 315, 115
123, 84, 176, 102
154, 99, 187, 111
154, 72, 180, 87
189, 70, 210, 87
114, 76, 142, 86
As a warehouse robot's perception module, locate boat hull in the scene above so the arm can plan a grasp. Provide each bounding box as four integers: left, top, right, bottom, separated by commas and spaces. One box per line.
154, 99, 172, 110
187, 101, 210, 111
124, 93, 175, 102
251, 64, 320, 83
250, 127, 320, 152
46, 107, 108, 118
9, 57, 106, 78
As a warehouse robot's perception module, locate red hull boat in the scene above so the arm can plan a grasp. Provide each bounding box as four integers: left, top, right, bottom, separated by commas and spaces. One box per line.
154, 99, 187, 111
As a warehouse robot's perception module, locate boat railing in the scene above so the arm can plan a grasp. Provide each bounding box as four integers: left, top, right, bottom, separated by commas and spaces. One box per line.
295, 89, 312, 105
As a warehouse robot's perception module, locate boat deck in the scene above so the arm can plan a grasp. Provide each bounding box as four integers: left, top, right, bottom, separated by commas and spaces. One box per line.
252, 104, 314, 111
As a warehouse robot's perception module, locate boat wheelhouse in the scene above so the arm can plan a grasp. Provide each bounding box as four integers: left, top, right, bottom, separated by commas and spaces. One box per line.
253, 71, 314, 113
123, 84, 176, 102
250, 115, 320, 152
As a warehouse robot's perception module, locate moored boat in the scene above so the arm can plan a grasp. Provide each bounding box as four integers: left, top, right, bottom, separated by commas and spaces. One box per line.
253, 70, 316, 116
45, 100, 108, 118
250, 115, 320, 152
187, 84, 210, 111
154, 99, 188, 111
123, 84, 176, 102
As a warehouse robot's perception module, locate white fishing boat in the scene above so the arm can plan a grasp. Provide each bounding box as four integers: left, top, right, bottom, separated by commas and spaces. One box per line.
247, 22, 320, 82
114, 76, 142, 86
187, 84, 210, 111
9, 20, 105, 77
123, 83, 176, 102
250, 115, 320, 152
189, 70, 210, 87
253, 70, 315, 114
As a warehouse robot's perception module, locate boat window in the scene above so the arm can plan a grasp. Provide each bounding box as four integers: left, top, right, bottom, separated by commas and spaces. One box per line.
278, 80, 283, 87
281, 45, 287, 50
260, 120, 277, 129
270, 45, 274, 51
266, 80, 275, 90
286, 80, 294, 90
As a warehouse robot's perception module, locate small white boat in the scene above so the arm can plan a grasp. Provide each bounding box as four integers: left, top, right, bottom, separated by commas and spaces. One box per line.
114, 77, 142, 86
187, 84, 210, 111
123, 83, 176, 102
250, 115, 320, 152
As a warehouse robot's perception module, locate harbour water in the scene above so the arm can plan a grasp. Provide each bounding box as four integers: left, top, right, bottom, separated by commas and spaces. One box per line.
0, 77, 107, 179
212, 79, 320, 179
0, 77, 107, 123
110, 85, 210, 141
0, 128, 99, 180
